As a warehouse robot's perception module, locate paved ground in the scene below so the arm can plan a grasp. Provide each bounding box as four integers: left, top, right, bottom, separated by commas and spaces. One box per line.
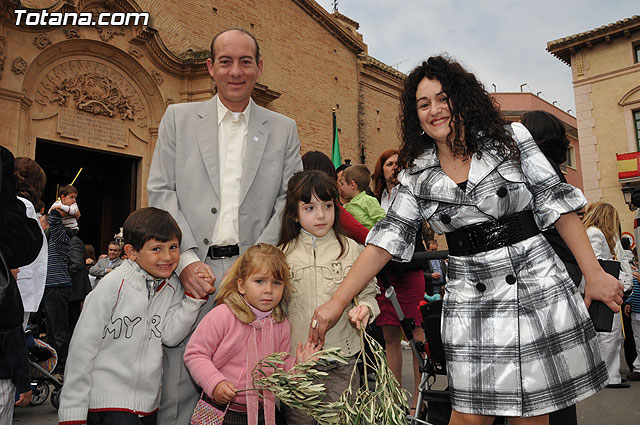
13, 348, 640, 424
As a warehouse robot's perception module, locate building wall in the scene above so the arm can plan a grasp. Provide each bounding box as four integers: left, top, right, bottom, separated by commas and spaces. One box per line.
565, 28, 640, 234
0, 0, 405, 246
357, 60, 403, 170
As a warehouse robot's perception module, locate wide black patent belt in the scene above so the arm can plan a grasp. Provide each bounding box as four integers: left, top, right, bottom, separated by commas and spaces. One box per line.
445, 210, 540, 256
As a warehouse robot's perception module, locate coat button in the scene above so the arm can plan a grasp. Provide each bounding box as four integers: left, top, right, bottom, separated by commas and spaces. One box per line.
211, 207, 217, 214
441, 214, 451, 224
497, 187, 508, 198
204, 238, 209, 245
475, 282, 486, 292
506, 274, 516, 284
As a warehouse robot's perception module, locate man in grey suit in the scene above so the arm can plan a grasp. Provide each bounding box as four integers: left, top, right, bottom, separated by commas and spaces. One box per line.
88, 241, 123, 286
147, 27, 302, 425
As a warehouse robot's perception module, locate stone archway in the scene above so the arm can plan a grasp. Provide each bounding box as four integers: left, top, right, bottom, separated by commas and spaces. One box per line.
19, 38, 166, 208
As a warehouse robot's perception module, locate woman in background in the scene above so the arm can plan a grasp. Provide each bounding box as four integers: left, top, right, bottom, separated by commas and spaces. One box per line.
582, 202, 629, 389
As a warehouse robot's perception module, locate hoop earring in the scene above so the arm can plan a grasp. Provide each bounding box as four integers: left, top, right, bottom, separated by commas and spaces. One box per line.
420, 130, 425, 136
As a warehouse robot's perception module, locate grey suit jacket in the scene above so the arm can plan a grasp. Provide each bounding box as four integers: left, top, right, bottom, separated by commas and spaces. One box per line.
89, 257, 123, 284
147, 96, 302, 260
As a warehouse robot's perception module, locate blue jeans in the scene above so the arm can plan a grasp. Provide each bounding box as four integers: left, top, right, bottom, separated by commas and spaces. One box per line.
87, 411, 157, 425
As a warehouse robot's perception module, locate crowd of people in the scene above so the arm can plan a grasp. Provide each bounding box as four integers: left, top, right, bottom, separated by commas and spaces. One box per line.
0, 26, 635, 425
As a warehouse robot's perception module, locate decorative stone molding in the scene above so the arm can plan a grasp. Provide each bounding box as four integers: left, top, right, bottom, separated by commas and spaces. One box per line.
0, 37, 6, 79
33, 33, 52, 50
34, 60, 146, 128
96, 26, 125, 42
151, 70, 163, 86
165, 97, 174, 106
64, 27, 80, 39
128, 47, 143, 58
12, 57, 27, 75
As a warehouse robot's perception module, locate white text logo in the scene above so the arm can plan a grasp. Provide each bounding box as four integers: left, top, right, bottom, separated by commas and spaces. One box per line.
15, 10, 149, 26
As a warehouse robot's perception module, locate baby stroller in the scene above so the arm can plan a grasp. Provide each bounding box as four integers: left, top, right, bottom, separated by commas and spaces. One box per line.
25, 325, 63, 409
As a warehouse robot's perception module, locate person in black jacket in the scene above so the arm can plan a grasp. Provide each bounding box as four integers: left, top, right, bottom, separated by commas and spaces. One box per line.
67, 231, 91, 331
522, 110, 580, 425
0, 146, 43, 422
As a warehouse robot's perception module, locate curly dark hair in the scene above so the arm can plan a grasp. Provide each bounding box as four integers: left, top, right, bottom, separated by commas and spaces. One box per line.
398, 55, 520, 169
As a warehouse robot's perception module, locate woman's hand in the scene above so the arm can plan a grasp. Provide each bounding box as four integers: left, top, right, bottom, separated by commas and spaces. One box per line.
308, 245, 392, 345
308, 298, 343, 346
213, 381, 237, 404
583, 268, 624, 312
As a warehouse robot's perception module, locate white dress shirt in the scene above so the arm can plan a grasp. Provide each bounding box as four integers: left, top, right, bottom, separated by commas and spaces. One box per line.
177, 97, 251, 273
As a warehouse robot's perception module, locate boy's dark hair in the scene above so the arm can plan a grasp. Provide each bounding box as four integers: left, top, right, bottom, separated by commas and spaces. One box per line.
59, 184, 78, 197
123, 207, 182, 251
621, 237, 631, 250
342, 164, 371, 192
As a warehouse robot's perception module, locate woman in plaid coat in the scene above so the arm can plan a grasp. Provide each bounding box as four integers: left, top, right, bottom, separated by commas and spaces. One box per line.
308, 55, 624, 425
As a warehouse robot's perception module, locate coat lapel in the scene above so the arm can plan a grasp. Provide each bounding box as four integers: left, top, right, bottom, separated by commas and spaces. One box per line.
466, 149, 504, 194
409, 147, 471, 205
194, 98, 220, 198
239, 104, 269, 204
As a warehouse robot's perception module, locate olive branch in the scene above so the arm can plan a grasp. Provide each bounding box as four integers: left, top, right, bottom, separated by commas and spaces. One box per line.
250, 330, 409, 424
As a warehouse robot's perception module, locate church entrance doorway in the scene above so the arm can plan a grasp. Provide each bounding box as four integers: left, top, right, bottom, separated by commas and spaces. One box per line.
35, 139, 138, 257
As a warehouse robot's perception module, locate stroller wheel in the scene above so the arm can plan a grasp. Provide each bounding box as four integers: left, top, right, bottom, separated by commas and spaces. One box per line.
51, 388, 61, 409
30, 381, 49, 406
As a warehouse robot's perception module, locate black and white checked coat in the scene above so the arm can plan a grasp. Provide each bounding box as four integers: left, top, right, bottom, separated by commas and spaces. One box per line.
367, 123, 607, 417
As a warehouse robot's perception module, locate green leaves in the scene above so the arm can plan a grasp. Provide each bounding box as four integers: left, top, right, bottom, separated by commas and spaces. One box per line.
251, 332, 409, 424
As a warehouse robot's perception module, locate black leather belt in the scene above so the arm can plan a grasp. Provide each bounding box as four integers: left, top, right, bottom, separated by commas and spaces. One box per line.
446, 210, 540, 256
207, 244, 239, 259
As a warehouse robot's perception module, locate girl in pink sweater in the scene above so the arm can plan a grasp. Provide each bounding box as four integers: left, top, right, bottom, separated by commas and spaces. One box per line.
184, 243, 318, 425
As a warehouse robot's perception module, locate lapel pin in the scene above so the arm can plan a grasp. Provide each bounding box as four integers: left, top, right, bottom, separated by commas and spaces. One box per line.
253, 136, 259, 143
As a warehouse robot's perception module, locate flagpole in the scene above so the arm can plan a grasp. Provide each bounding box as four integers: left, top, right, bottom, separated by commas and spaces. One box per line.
331, 107, 341, 169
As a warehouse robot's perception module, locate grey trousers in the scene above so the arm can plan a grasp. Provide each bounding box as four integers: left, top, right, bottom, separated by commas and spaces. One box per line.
157, 256, 237, 425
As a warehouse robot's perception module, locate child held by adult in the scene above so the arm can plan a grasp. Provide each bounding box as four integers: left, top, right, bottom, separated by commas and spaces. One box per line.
184, 243, 319, 425
58, 207, 208, 425
279, 170, 379, 425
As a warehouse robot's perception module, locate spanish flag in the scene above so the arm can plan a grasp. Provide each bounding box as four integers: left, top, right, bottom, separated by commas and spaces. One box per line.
617, 152, 640, 179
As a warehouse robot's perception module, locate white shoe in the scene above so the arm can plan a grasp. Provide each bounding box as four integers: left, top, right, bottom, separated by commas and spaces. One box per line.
401, 340, 411, 350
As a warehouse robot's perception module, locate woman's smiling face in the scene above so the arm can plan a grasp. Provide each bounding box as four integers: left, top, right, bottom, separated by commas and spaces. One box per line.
416, 77, 452, 144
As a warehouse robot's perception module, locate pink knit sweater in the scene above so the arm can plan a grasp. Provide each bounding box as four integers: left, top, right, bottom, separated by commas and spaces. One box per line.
184, 303, 293, 425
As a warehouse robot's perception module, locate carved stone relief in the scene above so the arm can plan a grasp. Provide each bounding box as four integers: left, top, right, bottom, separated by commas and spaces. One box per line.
12, 57, 27, 75
165, 98, 174, 107
96, 26, 125, 42
33, 33, 52, 50
128, 47, 143, 59
151, 70, 163, 86
64, 27, 80, 39
34, 60, 146, 130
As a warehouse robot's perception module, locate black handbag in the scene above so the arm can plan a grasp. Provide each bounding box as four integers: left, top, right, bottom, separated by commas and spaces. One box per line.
587, 259, 620, 332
